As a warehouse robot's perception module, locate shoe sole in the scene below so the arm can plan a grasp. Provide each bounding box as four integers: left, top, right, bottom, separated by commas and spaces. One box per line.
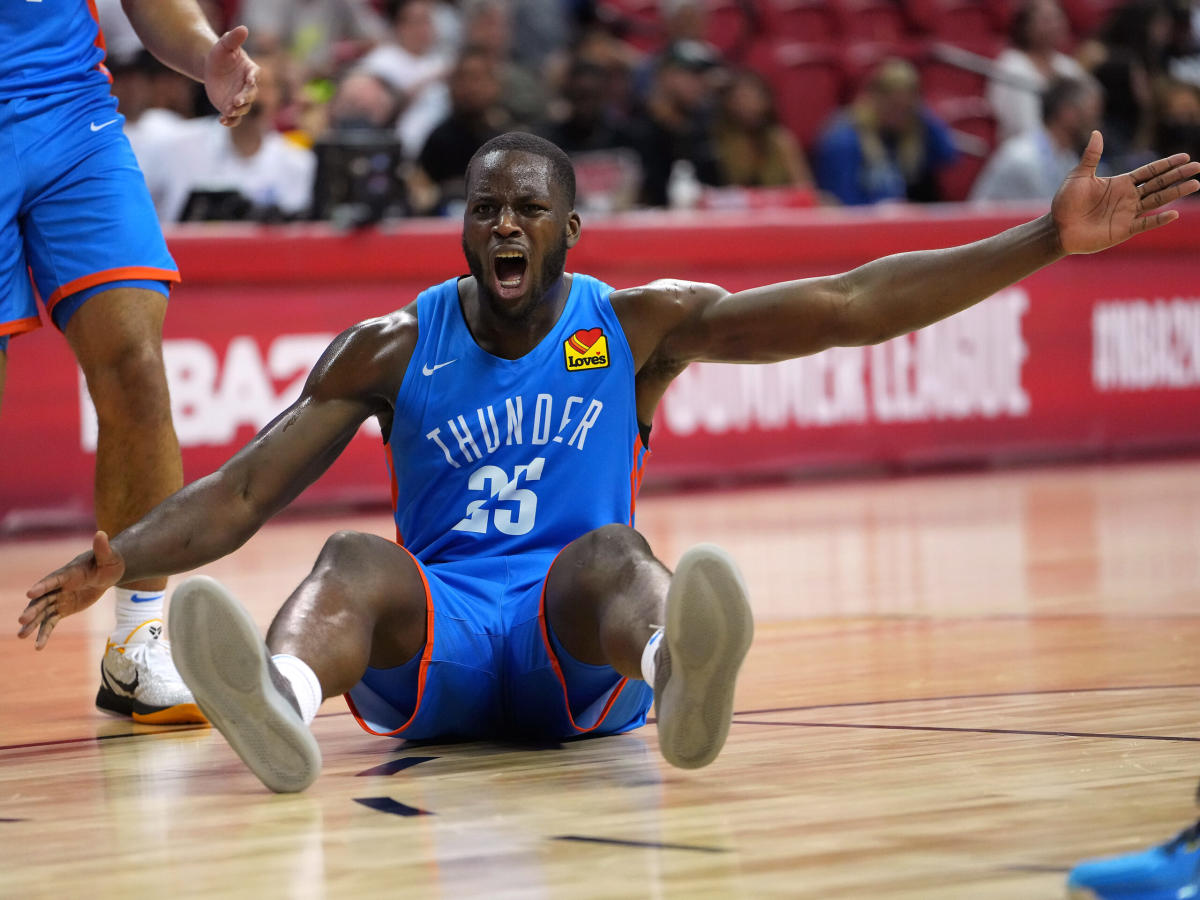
655, 544, 754, 770
95, 685, 207, 725
169, 576, 321, 793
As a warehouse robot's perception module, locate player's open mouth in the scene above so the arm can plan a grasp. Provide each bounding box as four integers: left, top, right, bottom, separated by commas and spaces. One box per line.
493, 250, 528, 296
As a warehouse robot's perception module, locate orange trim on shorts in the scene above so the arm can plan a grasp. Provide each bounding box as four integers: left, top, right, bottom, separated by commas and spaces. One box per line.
537, 546, 631, 735
1, 317, 42, 338
343, 543, 434, 736
45, 267, 181, 313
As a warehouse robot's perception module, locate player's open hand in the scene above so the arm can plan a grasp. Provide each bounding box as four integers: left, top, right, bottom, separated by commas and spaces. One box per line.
1053, 131, 1200, 255
205, 25, 259, 127
19, 532, 126, 650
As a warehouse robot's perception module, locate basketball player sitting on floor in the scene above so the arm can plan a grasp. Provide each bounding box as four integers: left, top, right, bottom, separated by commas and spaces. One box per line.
19, 132, 1198, 795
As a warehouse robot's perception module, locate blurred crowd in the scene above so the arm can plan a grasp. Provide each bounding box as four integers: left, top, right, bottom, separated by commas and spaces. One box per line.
97, 0, 1200, 222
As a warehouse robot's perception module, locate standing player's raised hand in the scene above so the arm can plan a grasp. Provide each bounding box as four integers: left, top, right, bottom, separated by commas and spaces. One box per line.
205, 25, 259, 127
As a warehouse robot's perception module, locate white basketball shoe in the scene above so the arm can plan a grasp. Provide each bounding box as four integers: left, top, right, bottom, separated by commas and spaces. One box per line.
169, 576, 322, 793
96, 619, 207, 724
654, 544, 755, 769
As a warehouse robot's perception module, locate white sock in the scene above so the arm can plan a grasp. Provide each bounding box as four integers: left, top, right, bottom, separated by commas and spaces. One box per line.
271, 653, 323, 725
640, 628, 664, 685
113, 587, 164, 641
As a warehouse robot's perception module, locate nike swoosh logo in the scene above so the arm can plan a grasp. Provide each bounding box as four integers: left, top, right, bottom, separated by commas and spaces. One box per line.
90, 118, 119, 132
422, 359, 457, 376
129, 593, 158, 603
103, 666, 140, 696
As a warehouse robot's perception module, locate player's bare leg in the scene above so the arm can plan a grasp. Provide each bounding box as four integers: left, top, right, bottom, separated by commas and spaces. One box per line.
66, 287, 200, 722
66, 287, 182, 588
545, 524, 754, 768
170, 531, 428, 792
265, 530, 429, 693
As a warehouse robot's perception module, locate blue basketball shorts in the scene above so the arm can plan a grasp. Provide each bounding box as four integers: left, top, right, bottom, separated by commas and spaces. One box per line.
0, 86, 178, 341
345, 548, 654, 742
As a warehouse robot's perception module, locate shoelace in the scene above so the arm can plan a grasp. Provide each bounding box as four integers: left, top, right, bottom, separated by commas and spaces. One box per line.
120, 639, 183, 681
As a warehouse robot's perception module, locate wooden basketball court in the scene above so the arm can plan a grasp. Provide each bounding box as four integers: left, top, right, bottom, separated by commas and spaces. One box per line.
3, 457, 1199, 898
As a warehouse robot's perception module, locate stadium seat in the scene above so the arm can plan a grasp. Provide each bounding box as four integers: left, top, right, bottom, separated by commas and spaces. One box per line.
767, 0, 842, 42
932, 94, 997, 200
767, 41, 846, 148
707, 0, 769, 58
915, 40, 993, 100
838, 0, 911, 43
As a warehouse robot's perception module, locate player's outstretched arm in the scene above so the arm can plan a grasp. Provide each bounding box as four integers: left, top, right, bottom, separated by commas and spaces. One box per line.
637, 133, 1199, 368
121, 0, 259, 126
19, 315, 412, 648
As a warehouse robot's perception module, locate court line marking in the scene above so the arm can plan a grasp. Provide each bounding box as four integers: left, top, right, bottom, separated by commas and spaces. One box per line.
554, 835, 728, 853
737, 683, 1200, 717
5, 684, 1197, 754
732, 720, 1200, 743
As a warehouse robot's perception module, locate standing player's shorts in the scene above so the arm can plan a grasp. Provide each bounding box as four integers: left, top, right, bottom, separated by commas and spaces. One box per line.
345, 549, 655, 742
0, 85, 178, 341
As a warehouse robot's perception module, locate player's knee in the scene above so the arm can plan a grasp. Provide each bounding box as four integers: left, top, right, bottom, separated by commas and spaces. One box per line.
316, 530, 377, 567
583, 523, 652, 561
568, 524, 653, 594
83, 343, 170, 423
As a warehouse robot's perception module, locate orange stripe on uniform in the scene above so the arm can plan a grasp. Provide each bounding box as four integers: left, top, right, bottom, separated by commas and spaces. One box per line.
45, 267, 182, 312
628, 435, 650, 525
343, 544, 434, 736
84, 0, 112, 84
0, 317, 42, 338
537, 547, 631, 735
383, 448, 403, 545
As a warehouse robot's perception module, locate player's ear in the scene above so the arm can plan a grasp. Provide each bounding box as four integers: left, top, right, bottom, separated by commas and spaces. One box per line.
565, 210, 582, 249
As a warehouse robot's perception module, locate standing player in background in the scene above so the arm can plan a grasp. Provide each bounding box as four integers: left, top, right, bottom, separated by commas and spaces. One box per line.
0, 1, 258, 723
17, 132, 1198, 799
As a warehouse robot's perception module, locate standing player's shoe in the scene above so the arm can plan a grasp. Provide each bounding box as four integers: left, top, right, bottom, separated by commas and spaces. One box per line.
168, 576, 321, 793
654, 544, 754, 769
96, 619, 207, 724
1067, 818, 1200, 899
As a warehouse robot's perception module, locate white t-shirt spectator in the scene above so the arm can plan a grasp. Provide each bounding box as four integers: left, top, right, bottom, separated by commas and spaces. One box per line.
137, 118, 316, 222
970, 128, 1079, 202
987, 49, 1086, 142
358, 44, 451, 158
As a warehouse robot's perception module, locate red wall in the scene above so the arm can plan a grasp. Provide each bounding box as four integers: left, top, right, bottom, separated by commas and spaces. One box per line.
3, 207, 1199, 532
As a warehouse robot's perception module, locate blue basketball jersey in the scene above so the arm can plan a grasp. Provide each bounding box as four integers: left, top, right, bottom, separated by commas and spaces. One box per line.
388, 274, 649, 564
0, 1, 111, 102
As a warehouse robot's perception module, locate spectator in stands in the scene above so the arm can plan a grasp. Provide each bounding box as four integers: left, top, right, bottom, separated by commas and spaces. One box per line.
413, 46, 508, 214
631, 0, 725, 101
238, 0, 389, 77
137, 62, 317, 222
1077, 0, 1176, 78
971, 75, 1103, 202
358, 0, 453, 158
460, 0, 549, 128
988, 0, 1087, 143
1091, 53, 1158, 172
713, 68, 813, 189
539, 57, 641, 213
541, 58, 634, 154
1155, 77, 1200, 160
111, 51, 200, 158
815, 58, 958, 206
628, 39, 725, 207
327, 70, 401, 131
